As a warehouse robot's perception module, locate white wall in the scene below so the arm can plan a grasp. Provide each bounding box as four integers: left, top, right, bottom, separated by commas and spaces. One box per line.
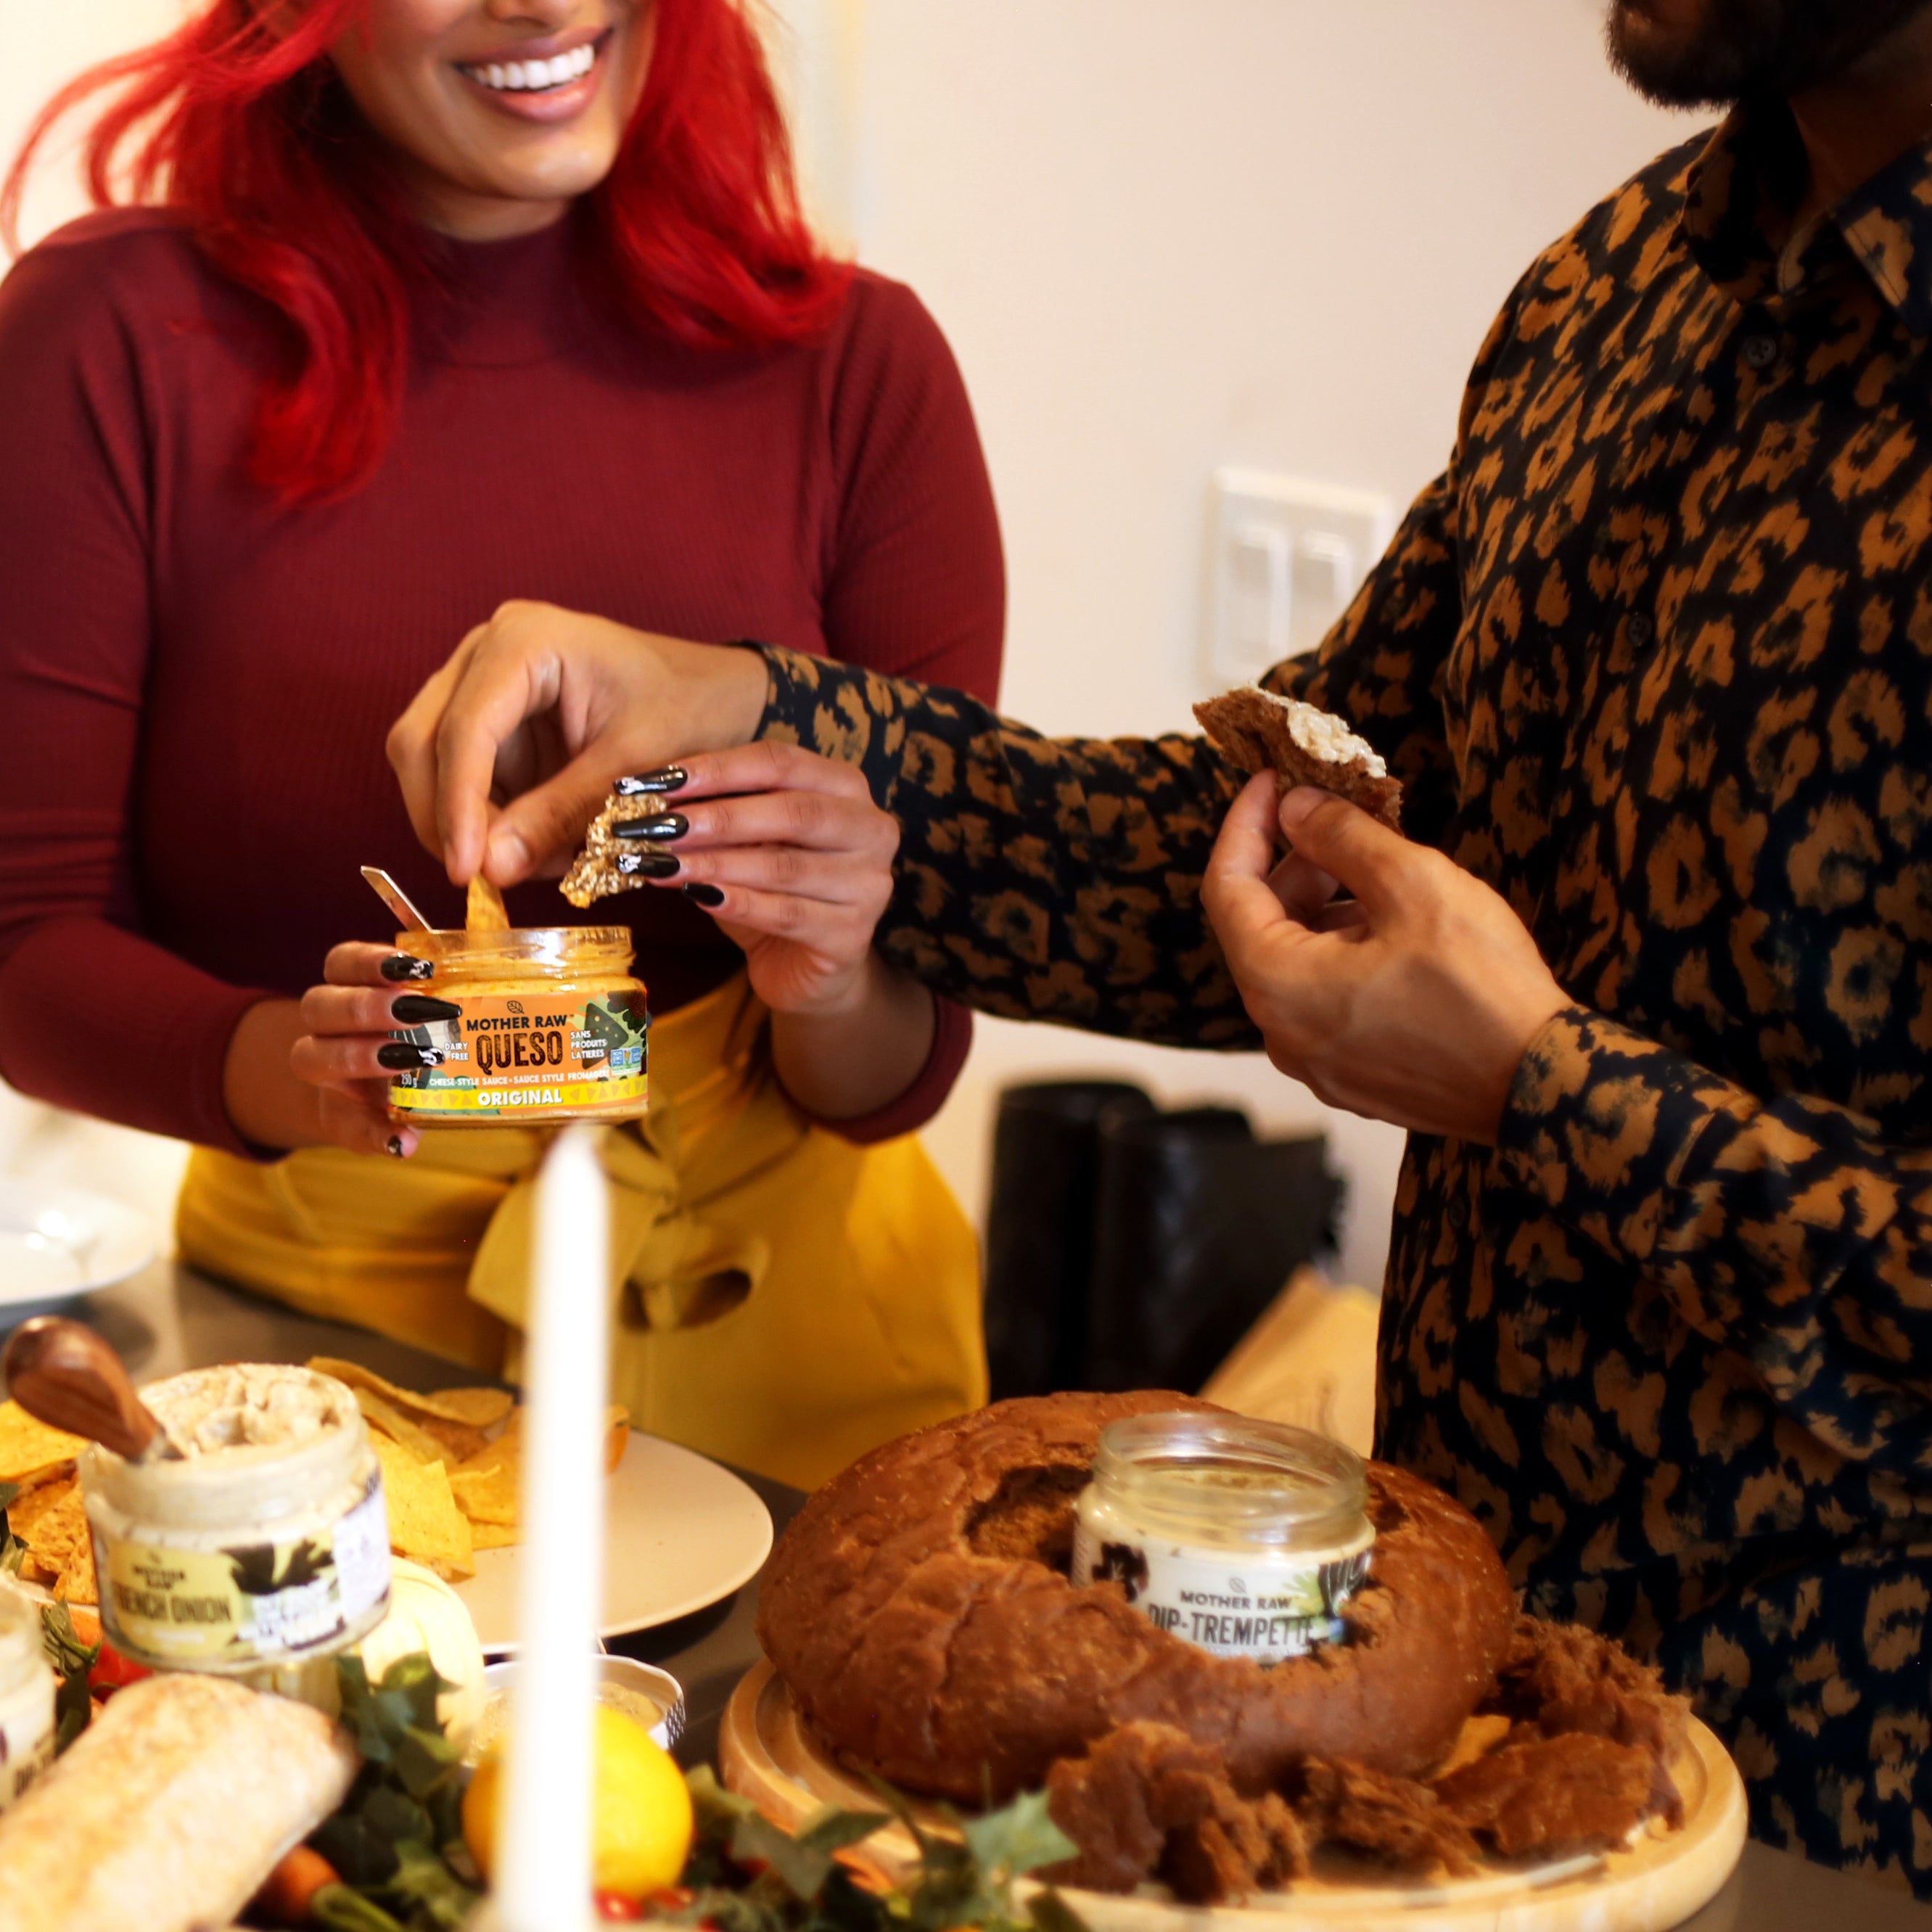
1, 1, 1694, 1294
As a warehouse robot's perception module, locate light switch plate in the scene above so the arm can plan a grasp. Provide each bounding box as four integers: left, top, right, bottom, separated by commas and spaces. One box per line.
1204, 469, 1397, 688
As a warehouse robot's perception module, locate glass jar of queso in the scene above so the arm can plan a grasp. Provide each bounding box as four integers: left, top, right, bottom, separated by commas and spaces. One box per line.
1070, 1412, 1374, 1664
387, 926, 649, 1127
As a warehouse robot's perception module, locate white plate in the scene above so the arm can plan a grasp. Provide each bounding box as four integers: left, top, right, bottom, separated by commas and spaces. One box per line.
455, 1431, 772, 1652
0, 1177, 157, 1320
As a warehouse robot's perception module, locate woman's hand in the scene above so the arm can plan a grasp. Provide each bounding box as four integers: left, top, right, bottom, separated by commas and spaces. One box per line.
614, 742, 899, 1014
385, 600, 768, 892
289, 941, 461, 1158
222, 945, 445, 1157
613, 742, 938, 1119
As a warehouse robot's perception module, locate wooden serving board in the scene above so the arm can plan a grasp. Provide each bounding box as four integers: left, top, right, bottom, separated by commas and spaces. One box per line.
720, 1662, 1746, 1932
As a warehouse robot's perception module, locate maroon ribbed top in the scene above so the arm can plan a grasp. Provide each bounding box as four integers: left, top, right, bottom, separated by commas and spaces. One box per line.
0, 209, 1003, 1152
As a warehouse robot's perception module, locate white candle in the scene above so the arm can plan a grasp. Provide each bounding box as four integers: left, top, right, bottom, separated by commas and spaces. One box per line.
494, 1124, 609, 1931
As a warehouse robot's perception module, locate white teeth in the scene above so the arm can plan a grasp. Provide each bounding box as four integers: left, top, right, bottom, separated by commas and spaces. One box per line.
462, 42, 596, 93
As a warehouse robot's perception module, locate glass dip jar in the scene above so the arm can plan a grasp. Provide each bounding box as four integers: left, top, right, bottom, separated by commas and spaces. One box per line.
387, 926, 649, 1127
79, 1365, 391, 1677
1070, 1412, 1374, 1664
0, 1582, 56, 1812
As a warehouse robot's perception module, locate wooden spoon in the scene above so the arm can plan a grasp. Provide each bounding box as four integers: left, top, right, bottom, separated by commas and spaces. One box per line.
1, 1316, 183, 1462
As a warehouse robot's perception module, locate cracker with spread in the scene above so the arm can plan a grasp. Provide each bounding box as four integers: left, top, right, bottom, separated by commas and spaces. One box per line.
560, 785, 669, 908
1194, 683, 1403, 831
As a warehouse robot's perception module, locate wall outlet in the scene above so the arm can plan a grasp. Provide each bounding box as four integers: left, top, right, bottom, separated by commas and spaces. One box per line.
1204, 469, 1397, 688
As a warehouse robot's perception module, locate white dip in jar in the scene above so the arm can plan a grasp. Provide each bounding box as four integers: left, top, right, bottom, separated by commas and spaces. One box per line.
0, 1582, 55, 1811
79, 1365, 390, 1674
1070, 1412, 1373, 1664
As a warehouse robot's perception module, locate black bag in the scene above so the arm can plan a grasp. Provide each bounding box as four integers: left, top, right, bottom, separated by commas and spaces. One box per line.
982, 1081, 1341, 1397
980, 1081, 1154, 1399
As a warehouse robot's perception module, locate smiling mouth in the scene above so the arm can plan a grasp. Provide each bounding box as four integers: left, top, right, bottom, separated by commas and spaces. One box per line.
457, 36, 602, 94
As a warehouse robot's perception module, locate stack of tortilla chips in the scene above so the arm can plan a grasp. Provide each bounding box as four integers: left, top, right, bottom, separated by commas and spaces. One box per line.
0, 1402, 94, 1603
306, 1359, 628, 1584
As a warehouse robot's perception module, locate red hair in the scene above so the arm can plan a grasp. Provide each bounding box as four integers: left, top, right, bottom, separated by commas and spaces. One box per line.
1, 1, 848, 502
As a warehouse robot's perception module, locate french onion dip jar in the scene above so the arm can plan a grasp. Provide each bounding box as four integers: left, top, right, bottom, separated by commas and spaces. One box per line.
1071, 1412, 1374, 1664
0, 1582, 56, 1811
387, 926, 649, 1126
79, 1365, 391, 1675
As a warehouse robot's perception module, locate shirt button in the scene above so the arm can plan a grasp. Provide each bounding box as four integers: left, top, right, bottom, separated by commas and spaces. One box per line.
1628, 613, 1654, 648
1741, 332, 1780, 370
1448, 1195, 1470, 1233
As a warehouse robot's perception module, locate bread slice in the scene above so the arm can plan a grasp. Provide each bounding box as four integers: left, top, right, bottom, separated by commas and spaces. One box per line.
1193, 683, 1402, 831
0, 1672, 358, 1932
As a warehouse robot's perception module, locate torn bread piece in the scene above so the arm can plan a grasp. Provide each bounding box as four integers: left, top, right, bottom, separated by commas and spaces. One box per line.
560, 788, 668, 908
0, 1672, 358, 1932
1193, 683, 1403, 831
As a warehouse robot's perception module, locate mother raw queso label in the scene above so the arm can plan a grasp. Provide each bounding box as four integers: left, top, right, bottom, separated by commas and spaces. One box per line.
390, 990, 649, 1118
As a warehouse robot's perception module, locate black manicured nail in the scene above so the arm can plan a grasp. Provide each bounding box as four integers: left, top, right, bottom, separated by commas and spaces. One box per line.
614, 768, 686, 795
390, 994, 461, 1024
386, 1136, 406, 1159
615, 851, 681, 880
378, 1043, 444, 1069
380, 954, 434, 982
683, 882, 725, 908
613, 813, 686, 842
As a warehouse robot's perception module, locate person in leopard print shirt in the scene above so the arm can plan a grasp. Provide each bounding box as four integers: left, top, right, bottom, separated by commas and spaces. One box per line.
397, 0, 1932, 1892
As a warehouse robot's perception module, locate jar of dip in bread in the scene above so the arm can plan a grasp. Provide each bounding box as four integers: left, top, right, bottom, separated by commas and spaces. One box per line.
1071, 1413, 1373, 1664
0, 1583, 56, 1811
79, 1365, 390, 1677
386, 926, 649, 1126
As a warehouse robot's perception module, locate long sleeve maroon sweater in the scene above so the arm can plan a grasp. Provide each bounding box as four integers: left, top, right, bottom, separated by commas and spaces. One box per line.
0, 210, 1003, 1154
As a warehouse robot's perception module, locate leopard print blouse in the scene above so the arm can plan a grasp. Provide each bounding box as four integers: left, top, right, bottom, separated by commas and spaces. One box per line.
755, 104, 1932, 1888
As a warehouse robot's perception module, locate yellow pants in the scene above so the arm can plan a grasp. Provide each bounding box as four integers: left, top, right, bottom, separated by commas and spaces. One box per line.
176, 975, 985, 1489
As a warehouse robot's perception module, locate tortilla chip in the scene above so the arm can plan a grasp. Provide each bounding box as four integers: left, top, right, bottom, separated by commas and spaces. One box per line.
0, 1401, 85, 1487
418, 1415, 492, 1466
466, 876, 511, 932
349, 1389, 451, 1468
15, 1478, 95, 1604
306, 1358, 514, 1431
469, 1522, 519, 1551
371, 1436, 474, 1582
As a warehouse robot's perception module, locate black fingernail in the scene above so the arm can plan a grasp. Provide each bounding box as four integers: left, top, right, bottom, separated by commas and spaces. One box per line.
683, 882, 725, 908
614, 768, 687, 795
615, 851, 681, 880
613, 813, 686, 841
390, 994, 461, 1023
386, 1136, 406, 1159
380, 954, 434, 982
378, 1042, 445, 1069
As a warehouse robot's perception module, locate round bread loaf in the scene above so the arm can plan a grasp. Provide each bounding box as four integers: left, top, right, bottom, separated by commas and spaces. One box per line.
757, 1392, 1518, 1802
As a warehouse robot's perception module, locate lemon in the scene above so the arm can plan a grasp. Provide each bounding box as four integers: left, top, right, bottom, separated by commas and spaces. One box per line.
464, 1705, 695, 1901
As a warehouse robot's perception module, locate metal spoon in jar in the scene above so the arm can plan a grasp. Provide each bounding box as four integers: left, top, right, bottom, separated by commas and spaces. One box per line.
1, 1316, 183, 1463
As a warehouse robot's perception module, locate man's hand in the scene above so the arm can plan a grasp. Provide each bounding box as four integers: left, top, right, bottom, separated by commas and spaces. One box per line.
385, 601, 768, 890
1200, 775, 1570, 1144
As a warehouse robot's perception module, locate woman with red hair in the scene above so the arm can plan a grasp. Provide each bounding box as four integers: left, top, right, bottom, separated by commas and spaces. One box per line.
0, 0, 1003, 1487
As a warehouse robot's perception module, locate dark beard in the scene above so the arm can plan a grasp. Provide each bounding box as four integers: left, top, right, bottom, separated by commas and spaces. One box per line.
1606, 0, 1931, 105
